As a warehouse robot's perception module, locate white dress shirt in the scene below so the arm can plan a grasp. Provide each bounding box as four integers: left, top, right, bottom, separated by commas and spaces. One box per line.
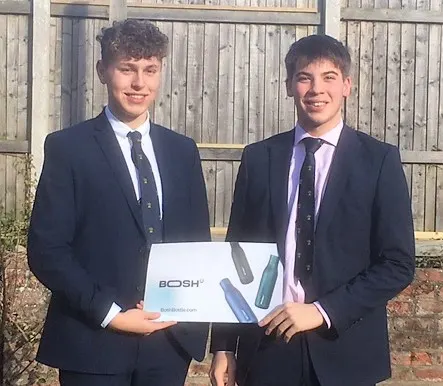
101, 106, 163, 328
283, 121, 344, 328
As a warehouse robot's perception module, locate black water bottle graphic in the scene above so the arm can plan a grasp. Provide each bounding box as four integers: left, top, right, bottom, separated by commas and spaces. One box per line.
230, 242, 254, 284
255, 254, 279, 309
220, 278, 258, 323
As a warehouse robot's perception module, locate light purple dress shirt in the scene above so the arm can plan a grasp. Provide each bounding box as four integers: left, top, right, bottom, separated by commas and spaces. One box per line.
283, 121, 344, 328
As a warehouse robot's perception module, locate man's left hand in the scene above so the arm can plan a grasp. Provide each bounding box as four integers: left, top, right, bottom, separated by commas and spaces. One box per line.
258, 303, 324, 343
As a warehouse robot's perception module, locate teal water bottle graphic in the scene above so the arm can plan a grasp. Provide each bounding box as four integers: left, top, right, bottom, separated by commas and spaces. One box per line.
230, 242, 254, 284
220, 278, 258, 323
255, 254, 279, 309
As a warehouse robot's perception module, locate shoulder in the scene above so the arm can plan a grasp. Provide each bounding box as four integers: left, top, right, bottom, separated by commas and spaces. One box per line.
346, 125, 399, 159
243, 130, 294, 157
150, 123, 197, 152
45, 117, 97, 148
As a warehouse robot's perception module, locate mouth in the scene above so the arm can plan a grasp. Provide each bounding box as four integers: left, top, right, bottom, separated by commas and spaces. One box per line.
125, 94, 147, 102
305, 101, 328, 108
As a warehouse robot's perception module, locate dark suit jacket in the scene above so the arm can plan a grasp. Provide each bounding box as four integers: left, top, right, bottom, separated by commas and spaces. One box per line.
211, 125, 415, 386
28, 112, 211, 374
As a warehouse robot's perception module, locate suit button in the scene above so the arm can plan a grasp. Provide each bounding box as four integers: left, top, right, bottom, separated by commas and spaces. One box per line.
136, 285, 143, 293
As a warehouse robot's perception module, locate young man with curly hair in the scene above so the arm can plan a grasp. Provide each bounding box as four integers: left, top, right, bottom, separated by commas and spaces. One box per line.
28, 19, 210, 386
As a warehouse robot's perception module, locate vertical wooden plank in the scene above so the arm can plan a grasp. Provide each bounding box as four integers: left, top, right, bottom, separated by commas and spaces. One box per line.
202, 23, 219, 228
358, 0, 373, 135
322, 0, 341, 39
278, 24, 296, 133
54, 17, 63, 131
170, 22, 187, 135
76, 19, 94, 122
16, 16, 28, 213
0, 15, 7, 213
385, 0, 401, 146
153, 21, 172, 128
49, 17, 57, 131
411, 0, 429, 231
93, 19, 107, 118
70, 19, 79, 124
430, 0, 442, 230
233, 23, 249, 142
30, 0, 50, 178
186, 23, 204, 142
263, 23, 280, 139
371, 1, 387, 141
344, 0, 361, 129
399, 0, 416, 223
61, 18, 73, 129
437, 13, 443, 230
6, 16, 19, 214
110, 0, 128, 22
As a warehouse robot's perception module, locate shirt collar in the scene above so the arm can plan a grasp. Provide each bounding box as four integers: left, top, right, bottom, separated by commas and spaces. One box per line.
105, 105, 151, 140
293, 120, 344, 148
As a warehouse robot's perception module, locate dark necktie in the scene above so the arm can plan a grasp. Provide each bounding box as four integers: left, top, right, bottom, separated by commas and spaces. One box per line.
294, 137, 323, 282
127, 131, 162, 242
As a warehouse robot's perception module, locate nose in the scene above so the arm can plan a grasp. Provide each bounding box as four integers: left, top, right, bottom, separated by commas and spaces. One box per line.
310, 78, 324, 94
132, 70, 145, 89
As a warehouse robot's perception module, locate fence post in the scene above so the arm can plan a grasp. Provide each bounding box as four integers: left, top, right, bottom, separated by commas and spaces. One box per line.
110, 0, 128, 23
321, 0, 341, 39
30, 0, 51, 177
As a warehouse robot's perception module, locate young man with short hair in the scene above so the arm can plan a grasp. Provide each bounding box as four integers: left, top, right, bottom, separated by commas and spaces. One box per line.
210, 34, 415, 386
28, 19, 210, 386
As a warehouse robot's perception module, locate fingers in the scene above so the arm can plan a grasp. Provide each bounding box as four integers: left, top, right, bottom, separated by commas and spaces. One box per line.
226, 362, 236, 386
275, 319, 293, 338
265, 312, 287, 335
144, 311, 161, 320
259, 305, 283, 327
149, 320, 177, 332
136, 300, 144, 310
283, 326, 298, 343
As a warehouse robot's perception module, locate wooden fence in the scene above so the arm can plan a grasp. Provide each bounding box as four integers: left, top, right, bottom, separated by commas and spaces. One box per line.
0, 0, 442, 235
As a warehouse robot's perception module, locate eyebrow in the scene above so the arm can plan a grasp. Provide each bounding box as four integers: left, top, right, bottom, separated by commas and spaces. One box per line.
295, 70, 340, 77
119, 62, 159, 70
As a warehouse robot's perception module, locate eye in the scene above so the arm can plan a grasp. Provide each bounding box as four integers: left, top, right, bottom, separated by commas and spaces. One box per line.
120, 67, 131, 73
297, 76, 310, 82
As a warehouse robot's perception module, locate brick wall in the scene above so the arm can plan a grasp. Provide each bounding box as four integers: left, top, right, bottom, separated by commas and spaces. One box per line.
3, 252, 443, 385
185, 268, 443, 386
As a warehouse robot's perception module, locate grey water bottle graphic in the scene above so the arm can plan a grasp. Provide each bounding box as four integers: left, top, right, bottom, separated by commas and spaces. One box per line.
230, 242, 254, 284
255, 254, 279, 309
220, 278, 258, 323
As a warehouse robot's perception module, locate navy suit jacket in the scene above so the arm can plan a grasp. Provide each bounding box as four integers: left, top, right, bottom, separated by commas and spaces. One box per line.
28, 112, 211, 374
211, 125, 415, 386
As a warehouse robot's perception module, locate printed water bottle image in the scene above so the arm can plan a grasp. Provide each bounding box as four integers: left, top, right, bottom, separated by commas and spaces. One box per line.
255, 254, 279, 309
220, 278, 258, 323
230, 241, 254, 284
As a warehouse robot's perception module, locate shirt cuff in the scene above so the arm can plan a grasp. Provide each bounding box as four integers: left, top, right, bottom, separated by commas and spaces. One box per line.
313, 301, 331, 329
101, 302, 122, 328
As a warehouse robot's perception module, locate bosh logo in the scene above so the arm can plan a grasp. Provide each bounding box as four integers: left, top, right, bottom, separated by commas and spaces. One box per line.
159, 279, 204, 288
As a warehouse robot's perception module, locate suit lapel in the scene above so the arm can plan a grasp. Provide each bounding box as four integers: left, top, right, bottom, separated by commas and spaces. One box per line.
315, 125, 361, 238
93, 112, 145, 236
269, 130, 295, 264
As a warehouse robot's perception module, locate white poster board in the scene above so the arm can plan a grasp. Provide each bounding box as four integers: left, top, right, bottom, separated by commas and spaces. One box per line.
143, 242, 283, 323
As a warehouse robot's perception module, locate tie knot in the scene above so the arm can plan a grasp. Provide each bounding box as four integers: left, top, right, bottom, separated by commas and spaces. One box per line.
303, 137, 323, 154
127, 130, 142, 143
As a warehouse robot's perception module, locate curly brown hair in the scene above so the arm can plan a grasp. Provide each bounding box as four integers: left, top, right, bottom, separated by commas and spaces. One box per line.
285, 35, 351, 82
96, 19, 169, 65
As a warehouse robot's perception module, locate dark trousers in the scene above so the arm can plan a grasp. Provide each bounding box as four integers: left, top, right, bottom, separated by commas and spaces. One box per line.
244, 333, 320, 386
244, 332, 376, 386
59, 330, 191, 386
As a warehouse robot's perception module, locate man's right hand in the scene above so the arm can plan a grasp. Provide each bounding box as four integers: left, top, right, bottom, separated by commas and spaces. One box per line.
210, 351, 237, 386
108, 309, 176, 335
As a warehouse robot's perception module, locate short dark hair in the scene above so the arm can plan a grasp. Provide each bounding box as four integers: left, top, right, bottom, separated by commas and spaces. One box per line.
285, 34, 351, 81
97, 19, 168, 65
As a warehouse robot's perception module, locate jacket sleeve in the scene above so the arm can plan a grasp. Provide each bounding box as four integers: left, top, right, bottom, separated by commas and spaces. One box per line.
27, 133, 116, 326
318, 146, 415, 335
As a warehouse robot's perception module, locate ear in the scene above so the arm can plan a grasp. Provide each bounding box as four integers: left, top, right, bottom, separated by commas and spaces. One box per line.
96, 60, 107, 85
343, 76, 351, 98
286, 77, 294, 97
